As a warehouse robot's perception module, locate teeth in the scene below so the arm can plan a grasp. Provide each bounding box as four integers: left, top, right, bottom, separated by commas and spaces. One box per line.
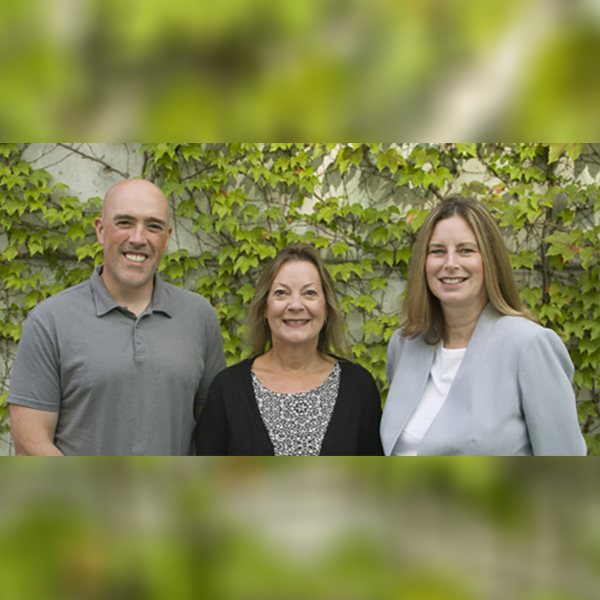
125, 254, 146, 263
441, 278, 465, 284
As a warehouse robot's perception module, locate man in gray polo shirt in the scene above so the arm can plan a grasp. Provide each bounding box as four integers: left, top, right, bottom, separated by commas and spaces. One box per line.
7, 179, 226, 455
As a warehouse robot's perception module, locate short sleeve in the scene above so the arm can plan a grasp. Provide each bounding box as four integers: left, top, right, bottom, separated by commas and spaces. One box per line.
7, 313, 61, 412
195, 301, 227, 410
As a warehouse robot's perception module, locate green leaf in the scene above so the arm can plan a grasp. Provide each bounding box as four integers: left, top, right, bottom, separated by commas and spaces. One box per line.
352, 343, 367, 357
331, 241, 350, 258
362, 318, 384, 340
27, 237, 45, 256
241, 204, 260, 222
544, 231, 581, 262
376, 249, 395, 268
339, 295, 356, 312
396, 246, 413, 264
369, 226, 391, 245
67, 223, 86, 242
356, 295, 378, 312
456, 143, 478, 158
238, 284, 255, 303
233, 255, 259, 275
407, 209, 429, 232
580, 247, 597, 270
370, 277, 387, 292
547, 143, 584, 163
511, 250, 539, 270
376, 148, 402, 174
519, 286, 542, 308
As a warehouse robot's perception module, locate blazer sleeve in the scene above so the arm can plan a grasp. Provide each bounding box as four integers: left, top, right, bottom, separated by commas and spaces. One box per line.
195, 373, 229, 456
518, 328, 587, 456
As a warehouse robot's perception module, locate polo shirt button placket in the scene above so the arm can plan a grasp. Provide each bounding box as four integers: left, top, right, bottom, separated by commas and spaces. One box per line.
134, 322, 145, 360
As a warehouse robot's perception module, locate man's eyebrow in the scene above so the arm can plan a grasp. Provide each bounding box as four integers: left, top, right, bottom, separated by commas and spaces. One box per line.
112, 214, 167, 226
145, 217, 167, 226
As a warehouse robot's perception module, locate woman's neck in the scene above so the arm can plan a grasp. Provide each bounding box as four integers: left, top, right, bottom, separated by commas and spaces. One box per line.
258, 344, 333, 372
442, 303, 486, 349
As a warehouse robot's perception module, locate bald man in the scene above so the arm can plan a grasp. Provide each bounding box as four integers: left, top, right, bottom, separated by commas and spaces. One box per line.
8, 179, 226, 456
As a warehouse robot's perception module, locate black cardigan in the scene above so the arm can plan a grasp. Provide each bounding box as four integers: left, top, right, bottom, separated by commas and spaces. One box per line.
195, 358, 384, 456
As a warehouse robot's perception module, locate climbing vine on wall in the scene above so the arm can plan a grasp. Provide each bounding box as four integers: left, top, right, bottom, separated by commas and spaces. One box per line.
1, 143, 599, 453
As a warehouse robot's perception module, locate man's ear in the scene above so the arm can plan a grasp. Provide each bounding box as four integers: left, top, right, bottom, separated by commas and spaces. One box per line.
94, 217, 105, 245
164, 225, 173, 251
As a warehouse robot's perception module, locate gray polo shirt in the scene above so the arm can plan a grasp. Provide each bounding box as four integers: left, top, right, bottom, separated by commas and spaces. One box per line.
7, 266, 226, 456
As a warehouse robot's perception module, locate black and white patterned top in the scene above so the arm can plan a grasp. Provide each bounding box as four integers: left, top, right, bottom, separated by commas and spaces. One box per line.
251, 362, 341, 456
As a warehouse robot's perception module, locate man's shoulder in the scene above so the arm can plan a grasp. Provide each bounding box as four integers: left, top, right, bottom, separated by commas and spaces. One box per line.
160, 281, 215, 312
27, 279, 93, 321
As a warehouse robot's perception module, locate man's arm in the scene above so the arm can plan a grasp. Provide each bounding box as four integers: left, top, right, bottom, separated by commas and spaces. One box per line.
195, 302, 227, 417
9, 404, 64, 456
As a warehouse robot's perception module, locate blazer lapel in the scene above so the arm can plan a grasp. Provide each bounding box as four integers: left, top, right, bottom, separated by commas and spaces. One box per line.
418, 304, 500, 455
381, 336, 437, 455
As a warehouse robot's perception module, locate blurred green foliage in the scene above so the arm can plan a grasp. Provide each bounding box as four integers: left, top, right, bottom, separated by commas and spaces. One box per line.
0, 459, 599, 600
0, 0, 599, 139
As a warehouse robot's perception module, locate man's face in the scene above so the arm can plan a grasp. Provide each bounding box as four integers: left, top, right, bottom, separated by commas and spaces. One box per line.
95, 181, 172, 297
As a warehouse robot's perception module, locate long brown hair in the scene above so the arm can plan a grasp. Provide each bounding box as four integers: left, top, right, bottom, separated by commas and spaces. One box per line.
402, 197, 537, 344
246, 243, 350, 357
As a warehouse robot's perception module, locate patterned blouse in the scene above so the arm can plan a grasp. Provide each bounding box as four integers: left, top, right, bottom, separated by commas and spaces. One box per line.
251, 362, 341, 456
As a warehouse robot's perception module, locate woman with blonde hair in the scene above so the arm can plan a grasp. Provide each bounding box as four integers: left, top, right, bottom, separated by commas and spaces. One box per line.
196, 243, 383, 455
381, 197, 586, 456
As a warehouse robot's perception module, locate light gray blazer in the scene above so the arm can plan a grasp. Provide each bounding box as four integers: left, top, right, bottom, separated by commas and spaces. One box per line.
381, 304, 587, 456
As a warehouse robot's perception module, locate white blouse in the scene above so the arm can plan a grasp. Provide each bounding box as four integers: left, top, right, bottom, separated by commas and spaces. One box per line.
392, 345, 466, 456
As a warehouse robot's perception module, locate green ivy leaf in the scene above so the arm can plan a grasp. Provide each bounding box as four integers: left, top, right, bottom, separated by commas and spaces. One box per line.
331, 241, 350, 258
456, 143, 478, 158
356, 295, 378, 312
547, 143, 584, 163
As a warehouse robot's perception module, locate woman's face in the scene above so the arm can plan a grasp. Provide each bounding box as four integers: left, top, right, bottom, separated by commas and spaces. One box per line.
425, 216, 488, 314
265, 260, 328, 351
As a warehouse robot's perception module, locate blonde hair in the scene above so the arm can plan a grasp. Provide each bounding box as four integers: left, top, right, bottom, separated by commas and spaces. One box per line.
402, 197, 537, 344
246, 244, 350, 357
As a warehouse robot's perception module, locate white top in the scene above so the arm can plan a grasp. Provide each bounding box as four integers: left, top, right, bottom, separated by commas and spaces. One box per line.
392, 344, 466, 456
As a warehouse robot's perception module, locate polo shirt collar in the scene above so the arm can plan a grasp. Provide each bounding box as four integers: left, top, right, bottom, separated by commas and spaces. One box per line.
150, 271, 173, 317
91, 266, 173, 318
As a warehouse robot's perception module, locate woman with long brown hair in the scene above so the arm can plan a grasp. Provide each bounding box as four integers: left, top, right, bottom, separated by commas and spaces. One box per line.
381, 197, 586, 456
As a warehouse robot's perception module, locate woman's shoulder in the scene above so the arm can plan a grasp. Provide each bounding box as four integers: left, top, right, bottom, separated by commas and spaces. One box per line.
387, 327, 426, 353
484, 313, 569, 357
488, 313, 550, 341
337, 358, 377, 383
212, 359, 254, 383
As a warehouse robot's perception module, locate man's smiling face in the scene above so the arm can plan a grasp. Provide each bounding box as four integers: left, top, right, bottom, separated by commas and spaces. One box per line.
95, 180, 172, 299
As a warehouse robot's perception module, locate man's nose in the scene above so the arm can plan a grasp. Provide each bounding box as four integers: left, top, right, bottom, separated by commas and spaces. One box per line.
128, 225, 146, 244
